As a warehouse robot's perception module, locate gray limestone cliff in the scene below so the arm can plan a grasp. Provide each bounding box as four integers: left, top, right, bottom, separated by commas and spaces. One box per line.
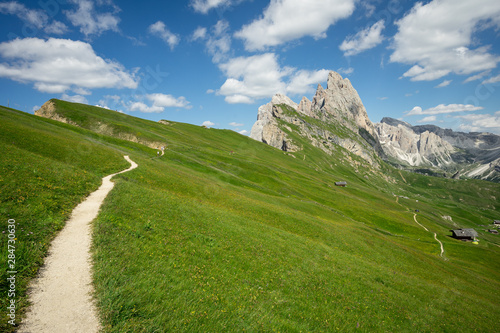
375, 117, 500, 181
375, 119, 455, 167
250, 71, 383, 166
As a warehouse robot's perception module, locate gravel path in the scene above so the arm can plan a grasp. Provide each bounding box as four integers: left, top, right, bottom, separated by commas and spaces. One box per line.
19, 156, 137, 333
413, 213, 447, 260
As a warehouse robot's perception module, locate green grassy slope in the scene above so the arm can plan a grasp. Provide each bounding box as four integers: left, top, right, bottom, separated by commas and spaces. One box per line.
2, 102, 500, 332
0, 106, 144, 332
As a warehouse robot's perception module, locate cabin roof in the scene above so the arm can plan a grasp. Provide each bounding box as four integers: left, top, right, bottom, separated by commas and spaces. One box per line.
451, 228, 478, 238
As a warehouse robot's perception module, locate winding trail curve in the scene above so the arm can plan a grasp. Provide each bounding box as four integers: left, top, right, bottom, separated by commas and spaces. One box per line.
20, 156, 137, 333
413, 213, 447, 260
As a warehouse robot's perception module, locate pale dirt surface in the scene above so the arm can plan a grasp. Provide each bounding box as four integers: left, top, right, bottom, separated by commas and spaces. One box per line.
413, 213, 447, 260
19, 156, 137, 333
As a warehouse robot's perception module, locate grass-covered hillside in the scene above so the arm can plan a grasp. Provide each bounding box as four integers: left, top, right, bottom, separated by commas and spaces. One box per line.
2, 101, 500, 332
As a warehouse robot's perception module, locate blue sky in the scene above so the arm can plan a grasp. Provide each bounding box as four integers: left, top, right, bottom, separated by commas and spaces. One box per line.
1, 0, 500, 135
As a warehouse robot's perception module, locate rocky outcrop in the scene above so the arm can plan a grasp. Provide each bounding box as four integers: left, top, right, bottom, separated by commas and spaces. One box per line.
375, 117, 500, 182
35, 100, 78, 126
35, 100, 165, 150
250, 94, 300, 152
250, 71, 382, 165
375, 119, 455, 167
297, 71, 378, 139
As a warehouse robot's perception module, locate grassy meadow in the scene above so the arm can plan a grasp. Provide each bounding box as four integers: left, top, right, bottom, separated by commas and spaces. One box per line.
1, 101, 500, 332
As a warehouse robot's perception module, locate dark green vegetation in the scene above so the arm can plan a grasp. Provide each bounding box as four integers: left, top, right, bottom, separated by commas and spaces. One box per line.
2, 100, 500, 332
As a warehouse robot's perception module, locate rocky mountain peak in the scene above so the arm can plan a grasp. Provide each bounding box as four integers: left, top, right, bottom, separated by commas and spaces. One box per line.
271, 93, 298, 109
380, 117, 412, 128
250, 70, 382, 166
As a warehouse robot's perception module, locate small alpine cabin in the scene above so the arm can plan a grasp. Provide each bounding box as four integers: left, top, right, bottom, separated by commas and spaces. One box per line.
450, 228, 478, 241
335, 181, 347, 187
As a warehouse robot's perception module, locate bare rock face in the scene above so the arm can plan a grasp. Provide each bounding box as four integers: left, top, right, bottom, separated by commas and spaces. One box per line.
35, 100, 77, 126
375, 120, 455, 167
297, 72, 378, 139
375, 117, 500, 182
324, 72, 378, 139
250, 94, 300, 152
251, 71, 382, 165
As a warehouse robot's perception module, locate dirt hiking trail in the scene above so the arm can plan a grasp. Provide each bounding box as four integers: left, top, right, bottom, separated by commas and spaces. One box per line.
19, 156, 137, 333
413, 213, 447, 260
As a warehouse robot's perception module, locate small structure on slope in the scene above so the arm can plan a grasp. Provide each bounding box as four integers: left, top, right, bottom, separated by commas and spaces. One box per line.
335, 181, 347, 187
450, 229, 478, 241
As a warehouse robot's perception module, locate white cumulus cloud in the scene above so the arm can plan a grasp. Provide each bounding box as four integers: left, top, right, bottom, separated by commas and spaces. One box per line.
390, 0, 500, 81
286, 69, 329, 95
235, 0, 355, 51
129, 101, 163, 113
217, 53, 289, 103
128, 93, 191, 113
217, 53, 329, 104
0, 37, 138, 93
339, 20, 385, 56
202, 120, 215, 127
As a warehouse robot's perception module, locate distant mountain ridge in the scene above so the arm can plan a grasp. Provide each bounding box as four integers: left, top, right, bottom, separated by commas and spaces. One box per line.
375, 117, 500, 182
250, 71, 500, 182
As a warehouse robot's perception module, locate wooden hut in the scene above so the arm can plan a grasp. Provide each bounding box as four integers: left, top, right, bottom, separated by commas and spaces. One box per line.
450, 228, 478, 241
335, 181, 347, 187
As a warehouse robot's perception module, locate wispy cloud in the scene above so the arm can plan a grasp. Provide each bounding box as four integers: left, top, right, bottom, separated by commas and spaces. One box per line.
407, 104, 483, 116
456, 111, 500, 134
191, 0, 231, 14
193, 20, 232, 63
463, 71, 490, 83
417, 116, 437, 123
0, 1, 68, 34
435, 80, 451, 88
148, 21, 180, 50
339, 20, 385, 56
482, 74, 500, 85
65, 0, 120, 37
